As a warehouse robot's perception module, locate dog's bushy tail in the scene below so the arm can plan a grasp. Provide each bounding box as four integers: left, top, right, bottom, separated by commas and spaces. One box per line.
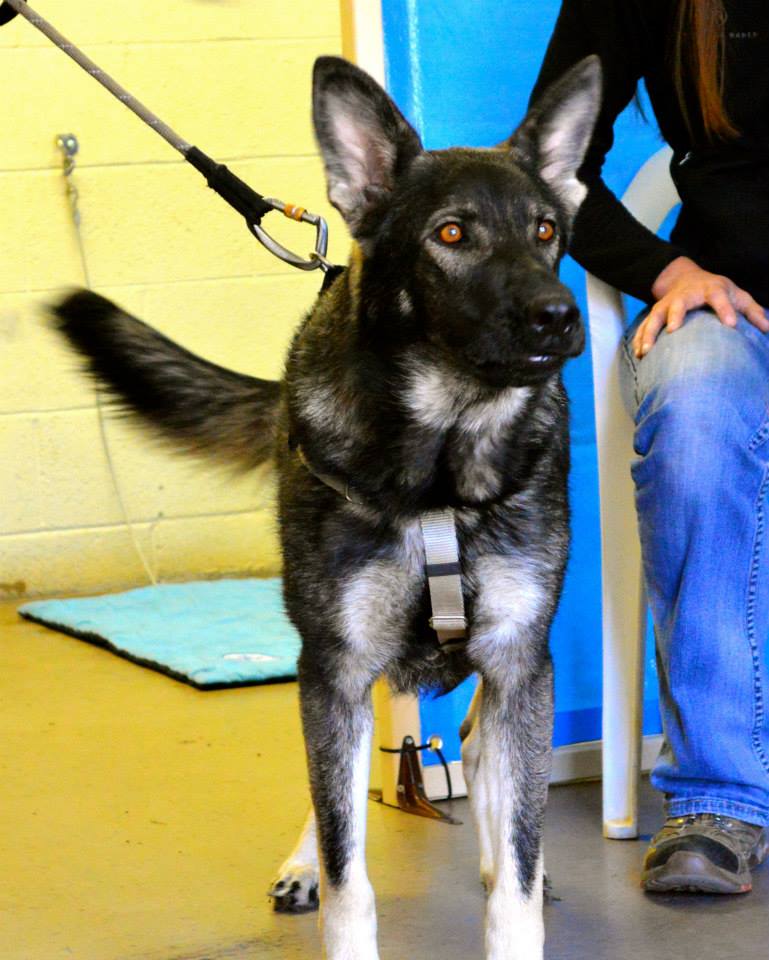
53, 290, 281, 469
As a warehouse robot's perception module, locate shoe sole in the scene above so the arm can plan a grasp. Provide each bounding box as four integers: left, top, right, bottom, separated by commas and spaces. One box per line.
642, 850, 752, 895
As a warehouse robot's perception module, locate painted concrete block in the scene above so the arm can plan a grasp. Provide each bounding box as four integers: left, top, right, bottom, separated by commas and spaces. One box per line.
32, 406, 274, 530
0, 0, 341, 48
0, 291, 95, 413
0, 260, 347, 415
99, 272, 332, 381
1, 39, 342, 171
0, 414, 43, 532
1, 506, 281, 599
81, 411, 274, 524
35, 408, 127, 530
0, 170, 85, 293
72, 156, 347, 286
0, 523, 158, 599
151, 509, 281, 581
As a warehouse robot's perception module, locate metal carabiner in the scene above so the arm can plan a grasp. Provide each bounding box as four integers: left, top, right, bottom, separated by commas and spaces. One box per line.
248, 198, 330, 272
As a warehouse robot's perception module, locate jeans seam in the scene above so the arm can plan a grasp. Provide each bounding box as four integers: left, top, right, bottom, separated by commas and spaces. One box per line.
747, 457, 769, 780
748, 418, 769, 452
620, 333, 641, 409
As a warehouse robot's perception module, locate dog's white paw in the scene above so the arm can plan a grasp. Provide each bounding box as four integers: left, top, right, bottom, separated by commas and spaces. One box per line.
268, 862, 320, 914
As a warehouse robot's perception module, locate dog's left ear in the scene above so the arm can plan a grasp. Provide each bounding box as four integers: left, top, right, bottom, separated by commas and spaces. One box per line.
313, 56, 423, 245
506, 56, 602, 214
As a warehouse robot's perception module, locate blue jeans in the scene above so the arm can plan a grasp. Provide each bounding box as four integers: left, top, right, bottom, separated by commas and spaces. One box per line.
619, 309, 769, 827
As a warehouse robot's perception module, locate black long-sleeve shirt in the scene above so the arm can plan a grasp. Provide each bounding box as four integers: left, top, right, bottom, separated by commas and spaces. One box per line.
530, 0, 768, 305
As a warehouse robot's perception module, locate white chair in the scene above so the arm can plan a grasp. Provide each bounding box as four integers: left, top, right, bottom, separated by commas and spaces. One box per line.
585, 146, 680, 839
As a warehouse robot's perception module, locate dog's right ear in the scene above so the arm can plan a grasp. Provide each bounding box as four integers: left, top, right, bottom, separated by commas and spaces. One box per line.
506, 56, 602, 216
313, 56, 423, 246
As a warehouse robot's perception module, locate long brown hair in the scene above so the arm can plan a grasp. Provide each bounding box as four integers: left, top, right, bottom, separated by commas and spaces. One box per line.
671, 0, 738, 140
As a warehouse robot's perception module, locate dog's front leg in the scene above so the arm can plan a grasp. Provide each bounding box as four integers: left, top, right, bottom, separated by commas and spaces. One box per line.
460, 681, 495, 892
475, 666, 553, 960
299, 660, 379, 960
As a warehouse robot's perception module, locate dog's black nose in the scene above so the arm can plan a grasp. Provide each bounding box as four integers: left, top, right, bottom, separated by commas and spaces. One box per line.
527, 298, 580, 337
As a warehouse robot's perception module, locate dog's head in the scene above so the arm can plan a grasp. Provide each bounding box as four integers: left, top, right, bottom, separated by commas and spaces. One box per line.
313, 56, 601, 388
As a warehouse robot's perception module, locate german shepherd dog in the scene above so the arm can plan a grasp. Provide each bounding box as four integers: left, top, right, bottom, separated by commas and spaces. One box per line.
53, 55, 600, 959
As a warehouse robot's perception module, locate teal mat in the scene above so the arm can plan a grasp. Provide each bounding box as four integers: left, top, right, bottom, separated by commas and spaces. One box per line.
19, 578, 301, 689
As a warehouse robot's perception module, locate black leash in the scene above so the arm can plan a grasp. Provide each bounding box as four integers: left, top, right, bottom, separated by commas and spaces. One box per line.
0, 0, 336, 276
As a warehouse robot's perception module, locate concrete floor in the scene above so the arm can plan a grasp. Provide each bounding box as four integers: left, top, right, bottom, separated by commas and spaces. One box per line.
2, 600, 767, 960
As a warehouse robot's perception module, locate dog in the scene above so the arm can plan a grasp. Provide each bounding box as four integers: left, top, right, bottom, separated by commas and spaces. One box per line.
53, 54, 601, 959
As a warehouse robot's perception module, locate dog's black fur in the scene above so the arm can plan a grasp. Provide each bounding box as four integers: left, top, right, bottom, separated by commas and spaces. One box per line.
53, 55, 601, 959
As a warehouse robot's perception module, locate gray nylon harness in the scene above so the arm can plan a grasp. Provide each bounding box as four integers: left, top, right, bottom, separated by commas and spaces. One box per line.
295, 445, 468, 652
419, 510, 467, 653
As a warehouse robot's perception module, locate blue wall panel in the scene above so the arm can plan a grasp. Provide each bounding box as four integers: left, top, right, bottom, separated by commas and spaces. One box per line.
381, 0, 664, 765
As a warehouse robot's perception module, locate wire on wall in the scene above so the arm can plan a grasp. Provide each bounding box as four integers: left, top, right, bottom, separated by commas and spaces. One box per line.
56, 133, 158, 586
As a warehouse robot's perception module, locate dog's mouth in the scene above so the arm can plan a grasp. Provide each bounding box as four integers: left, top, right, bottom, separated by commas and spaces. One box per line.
470, 352, 569, 385
527, 354, 555, 364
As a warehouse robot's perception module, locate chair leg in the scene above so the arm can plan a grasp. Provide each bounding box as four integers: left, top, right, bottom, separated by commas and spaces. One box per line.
601, 548, 646, 839
594, 349, 647, 840
586, 145, 678, 840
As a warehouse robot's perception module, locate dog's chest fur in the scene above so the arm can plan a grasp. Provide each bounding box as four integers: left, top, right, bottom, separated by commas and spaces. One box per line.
320, 485, 567, 697
282, 272, 567, 514
400, 357, 534, 503
278, 303, 570, 694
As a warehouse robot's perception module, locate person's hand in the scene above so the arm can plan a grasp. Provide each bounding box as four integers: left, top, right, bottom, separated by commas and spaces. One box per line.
632, 256, 769, 358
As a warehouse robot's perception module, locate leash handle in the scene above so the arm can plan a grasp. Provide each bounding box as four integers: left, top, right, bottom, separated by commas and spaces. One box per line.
185, 147, 273, 227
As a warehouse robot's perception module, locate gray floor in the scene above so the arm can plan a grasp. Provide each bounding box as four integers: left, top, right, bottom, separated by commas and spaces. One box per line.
255, 758, 769, 960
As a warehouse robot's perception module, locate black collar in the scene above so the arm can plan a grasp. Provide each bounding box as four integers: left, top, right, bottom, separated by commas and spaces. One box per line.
290, 437, 527, 512
294, 444, 367, 504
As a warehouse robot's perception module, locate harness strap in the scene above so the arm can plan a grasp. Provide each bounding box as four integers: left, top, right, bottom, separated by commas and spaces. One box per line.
293, 444, 468, 652
419, 509, 467, 652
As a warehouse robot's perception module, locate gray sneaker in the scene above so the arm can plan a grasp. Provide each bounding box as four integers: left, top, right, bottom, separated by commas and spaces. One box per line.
642, 813, 769, 894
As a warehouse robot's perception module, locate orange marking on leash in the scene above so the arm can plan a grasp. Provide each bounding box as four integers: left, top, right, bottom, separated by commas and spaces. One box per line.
284, 204, 306, 221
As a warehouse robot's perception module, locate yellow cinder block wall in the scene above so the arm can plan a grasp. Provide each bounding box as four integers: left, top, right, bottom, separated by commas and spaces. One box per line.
0, 0, 351, 599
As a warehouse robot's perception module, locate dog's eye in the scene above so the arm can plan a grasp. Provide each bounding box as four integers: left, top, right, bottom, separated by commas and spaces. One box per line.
536, 219, 556, 243
438, 223, 464, 245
